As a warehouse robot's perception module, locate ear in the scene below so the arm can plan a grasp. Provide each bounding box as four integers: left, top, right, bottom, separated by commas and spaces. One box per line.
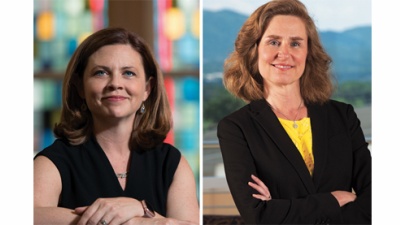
143, 76, 153, 101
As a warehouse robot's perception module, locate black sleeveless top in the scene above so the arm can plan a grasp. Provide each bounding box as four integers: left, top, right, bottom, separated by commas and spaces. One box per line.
34, 136, 181, 216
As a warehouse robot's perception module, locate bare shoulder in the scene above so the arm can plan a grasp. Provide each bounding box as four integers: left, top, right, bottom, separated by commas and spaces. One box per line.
34, 155, 62, 206
34, 155, 59, 176
175, 155, 196, 179
167, 155, 199, 223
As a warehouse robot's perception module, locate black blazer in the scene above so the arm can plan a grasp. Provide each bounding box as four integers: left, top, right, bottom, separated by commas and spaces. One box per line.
217, 99, 371, 224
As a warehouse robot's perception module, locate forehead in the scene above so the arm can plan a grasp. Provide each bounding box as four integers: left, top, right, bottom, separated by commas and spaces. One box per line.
88, 44, 143, 65
264, 15, 307, 38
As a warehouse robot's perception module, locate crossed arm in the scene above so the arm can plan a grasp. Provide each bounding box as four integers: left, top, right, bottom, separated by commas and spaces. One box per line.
249, 174, 356, 207
34, 156, 199, 225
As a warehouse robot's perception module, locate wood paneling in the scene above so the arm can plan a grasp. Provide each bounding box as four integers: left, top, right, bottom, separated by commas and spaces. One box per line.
108, 0, 154, 50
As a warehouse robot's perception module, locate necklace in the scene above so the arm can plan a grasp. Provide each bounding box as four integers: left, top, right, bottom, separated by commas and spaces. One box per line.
270, 100, 303, 129
116, 172, 128, 179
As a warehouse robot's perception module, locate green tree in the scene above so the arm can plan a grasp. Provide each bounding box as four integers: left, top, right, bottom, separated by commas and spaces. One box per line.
333, 81, 371, 107
203, 87, 245, 131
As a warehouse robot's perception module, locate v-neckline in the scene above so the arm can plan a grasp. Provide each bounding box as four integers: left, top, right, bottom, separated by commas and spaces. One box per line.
91, 136, 133, 192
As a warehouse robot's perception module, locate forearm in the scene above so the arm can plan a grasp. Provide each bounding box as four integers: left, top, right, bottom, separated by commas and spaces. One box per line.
341, 123, 371, 223
235, 191, 342, 224
340, 187, 371, 223
123, 212, 197, 225
218, 119, 341, 223
34, 207, 80, 225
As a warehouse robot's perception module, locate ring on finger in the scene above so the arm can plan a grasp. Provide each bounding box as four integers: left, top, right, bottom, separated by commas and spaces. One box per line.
100, 219, 108, 225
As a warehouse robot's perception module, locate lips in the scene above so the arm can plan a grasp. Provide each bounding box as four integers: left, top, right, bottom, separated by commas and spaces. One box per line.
272, 64, 294, 69
102, 96, 127, 101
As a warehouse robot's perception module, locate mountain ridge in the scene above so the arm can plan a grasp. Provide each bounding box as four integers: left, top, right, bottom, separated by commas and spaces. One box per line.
203, 10, 371, 83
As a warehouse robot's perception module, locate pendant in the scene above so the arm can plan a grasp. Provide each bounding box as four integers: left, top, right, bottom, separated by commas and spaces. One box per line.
116, 172, 128, 179
293, 122, 298, 129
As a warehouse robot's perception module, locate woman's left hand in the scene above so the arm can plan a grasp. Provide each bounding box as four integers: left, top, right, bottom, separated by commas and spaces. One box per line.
74, 197, 143, 225
248, 174, 272, 201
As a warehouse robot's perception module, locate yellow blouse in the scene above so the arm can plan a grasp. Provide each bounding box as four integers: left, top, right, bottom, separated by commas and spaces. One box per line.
278, 117, 314, 175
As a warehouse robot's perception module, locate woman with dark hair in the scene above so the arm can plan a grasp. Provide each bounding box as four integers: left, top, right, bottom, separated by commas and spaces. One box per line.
218, 0, 371, 224
34, 27, 199, 225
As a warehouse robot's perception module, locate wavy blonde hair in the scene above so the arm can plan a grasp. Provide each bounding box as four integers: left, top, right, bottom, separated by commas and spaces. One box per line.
223, 0, 335, 104
54, 27, 172, 150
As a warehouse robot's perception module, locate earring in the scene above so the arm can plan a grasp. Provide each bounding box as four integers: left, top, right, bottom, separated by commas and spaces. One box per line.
140, 103, 146, 114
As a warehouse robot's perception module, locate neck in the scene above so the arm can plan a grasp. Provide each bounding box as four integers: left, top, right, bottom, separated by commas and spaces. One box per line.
264, 81, 302, 105
94, 124, 132, 156
92, 115, 134, 134
266, 96, 304, 122
266, 95, 303, 112
92, 116, 133, 148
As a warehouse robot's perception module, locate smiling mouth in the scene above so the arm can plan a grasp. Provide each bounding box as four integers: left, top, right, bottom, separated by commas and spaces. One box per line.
103, 96, 127, 101
272, 64, 294, 69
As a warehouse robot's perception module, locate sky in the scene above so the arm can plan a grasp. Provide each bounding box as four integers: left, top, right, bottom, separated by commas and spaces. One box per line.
203, 0, 371, 32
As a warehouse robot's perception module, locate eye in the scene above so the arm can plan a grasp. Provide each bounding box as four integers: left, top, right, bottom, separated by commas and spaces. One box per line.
94, 70, 107, 76
269, 40, 280, 46
291, 41, 300, 47
124, 71, 136, 77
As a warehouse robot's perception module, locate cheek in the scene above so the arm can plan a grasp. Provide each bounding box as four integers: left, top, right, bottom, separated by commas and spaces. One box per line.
295, 54, 307, 75
125, 85, 145, 102
297, 50, 308, 63
258, 50, 274, 72
83, 82, 102, 100
258, 48, 275, 63
258, 48, 265, 61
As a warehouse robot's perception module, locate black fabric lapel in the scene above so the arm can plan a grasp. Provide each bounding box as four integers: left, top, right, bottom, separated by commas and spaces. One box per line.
307, 103, 329, 188
249, 99, 316, 194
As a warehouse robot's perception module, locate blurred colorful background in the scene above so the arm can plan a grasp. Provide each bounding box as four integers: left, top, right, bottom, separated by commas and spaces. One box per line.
33, 0, 200, 197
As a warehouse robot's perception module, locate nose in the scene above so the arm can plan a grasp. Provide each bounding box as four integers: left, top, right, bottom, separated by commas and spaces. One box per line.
277, 43, 290, 59
107, 74, 123, 90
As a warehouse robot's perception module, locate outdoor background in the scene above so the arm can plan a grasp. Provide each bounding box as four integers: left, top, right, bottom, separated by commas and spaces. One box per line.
202, 0, 371, 215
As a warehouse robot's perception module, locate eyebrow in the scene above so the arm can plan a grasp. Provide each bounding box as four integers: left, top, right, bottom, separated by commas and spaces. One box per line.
265, 35, 305, 41
91, 65, 136, 70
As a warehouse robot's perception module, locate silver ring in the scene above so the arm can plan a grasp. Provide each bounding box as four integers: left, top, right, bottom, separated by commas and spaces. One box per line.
100, 219, 108, 225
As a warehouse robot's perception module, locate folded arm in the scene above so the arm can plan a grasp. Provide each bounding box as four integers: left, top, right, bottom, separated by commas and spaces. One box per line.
34, 156, 81, 224
218, 118, 342, 224
34, 155, 199, 225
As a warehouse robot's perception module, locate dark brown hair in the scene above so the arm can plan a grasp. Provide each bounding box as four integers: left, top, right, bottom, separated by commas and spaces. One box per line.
223, 0, 335, 103
54, 27, 172, 150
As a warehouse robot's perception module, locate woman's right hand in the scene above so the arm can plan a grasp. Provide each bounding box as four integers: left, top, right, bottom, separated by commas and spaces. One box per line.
74, 197, 143, 225
249, 174, 357, 207
331, 190, 356, 207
